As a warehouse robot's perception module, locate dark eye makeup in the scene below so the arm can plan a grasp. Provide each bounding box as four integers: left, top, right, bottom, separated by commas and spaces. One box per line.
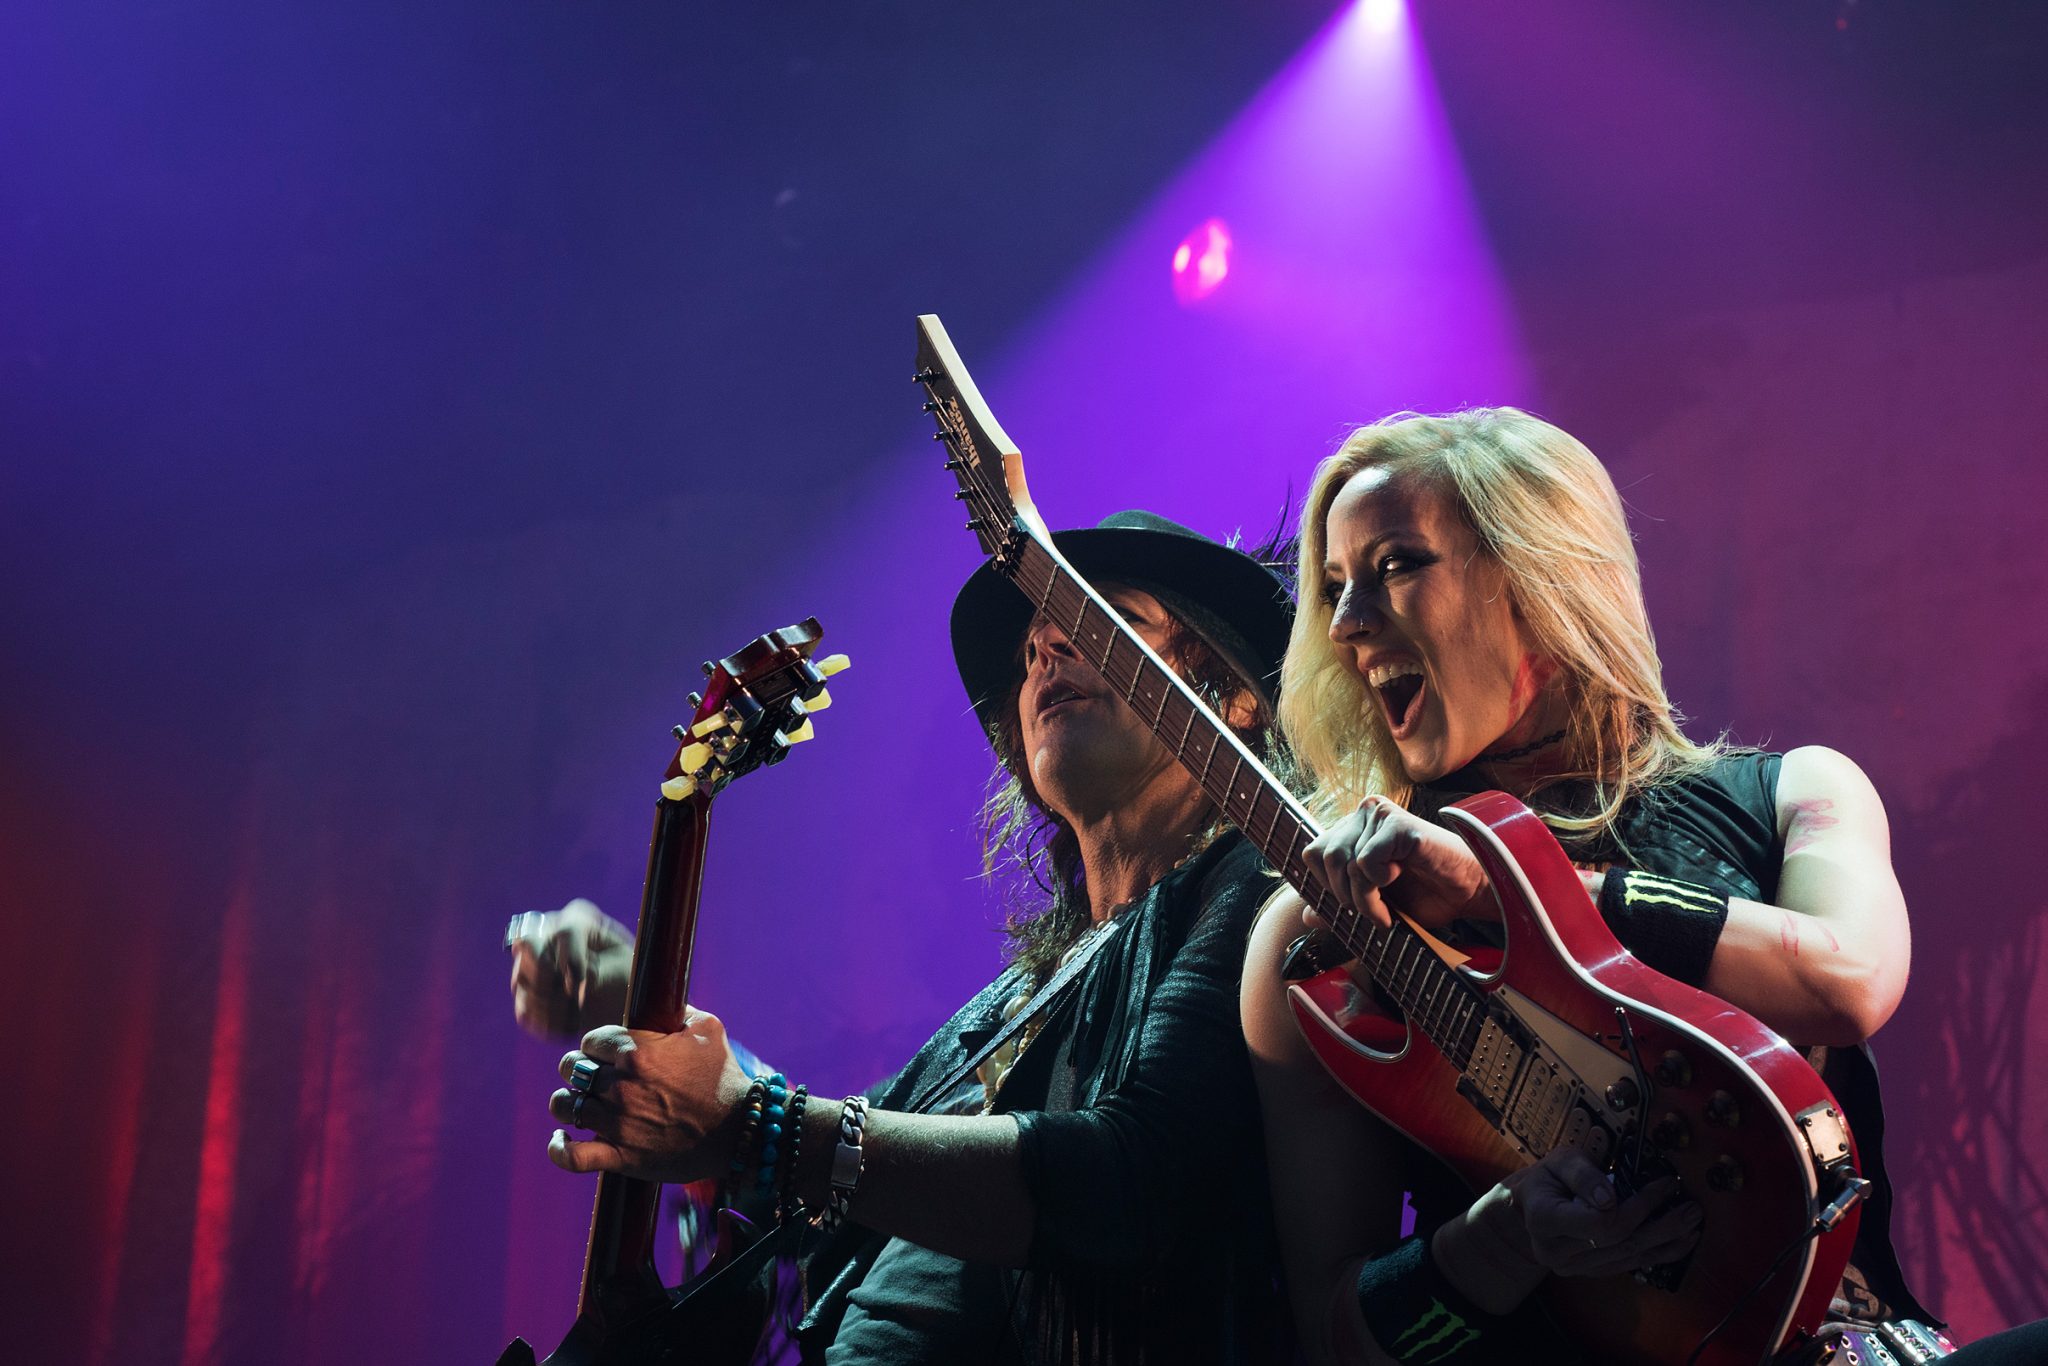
1321, 546, 1437, 608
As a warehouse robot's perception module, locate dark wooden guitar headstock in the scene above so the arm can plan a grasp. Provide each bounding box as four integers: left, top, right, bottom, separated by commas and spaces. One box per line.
659, 618, 849, 803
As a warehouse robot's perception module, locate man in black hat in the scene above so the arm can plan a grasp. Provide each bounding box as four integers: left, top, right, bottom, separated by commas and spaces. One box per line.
517, 511, 1294, 1364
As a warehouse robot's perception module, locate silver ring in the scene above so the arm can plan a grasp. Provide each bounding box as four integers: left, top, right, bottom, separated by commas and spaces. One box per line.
571, 1091, 589, 1126
568, 1058, 601, 1094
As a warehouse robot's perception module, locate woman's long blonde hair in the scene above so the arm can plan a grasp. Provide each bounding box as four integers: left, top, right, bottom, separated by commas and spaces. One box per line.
1279, 407, 1717, 834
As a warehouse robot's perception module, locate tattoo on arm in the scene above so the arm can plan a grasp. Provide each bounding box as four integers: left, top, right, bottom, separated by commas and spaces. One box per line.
1784, 798, 1839, 857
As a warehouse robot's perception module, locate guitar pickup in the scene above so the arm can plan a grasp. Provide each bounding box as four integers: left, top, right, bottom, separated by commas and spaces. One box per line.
1454, 1076, 1506, 1130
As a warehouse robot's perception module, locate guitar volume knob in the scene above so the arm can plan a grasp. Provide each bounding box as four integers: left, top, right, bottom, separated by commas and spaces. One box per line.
1651, 1112, 1691, 1152
1705, 1090, 1742, 1128
1706, 1155, 1745, 1192
1655, 1050, 1693, 1088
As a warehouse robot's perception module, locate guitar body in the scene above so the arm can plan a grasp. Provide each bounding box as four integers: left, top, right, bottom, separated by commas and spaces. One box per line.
497, 1210, 778, 1366
1290, 792, 1859, 1366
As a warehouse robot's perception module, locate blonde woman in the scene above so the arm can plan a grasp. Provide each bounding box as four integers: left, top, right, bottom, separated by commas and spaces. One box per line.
1240, 410, 1940, 1364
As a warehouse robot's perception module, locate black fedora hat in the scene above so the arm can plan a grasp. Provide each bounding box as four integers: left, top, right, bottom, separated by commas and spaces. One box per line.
949, 510, 1295, 740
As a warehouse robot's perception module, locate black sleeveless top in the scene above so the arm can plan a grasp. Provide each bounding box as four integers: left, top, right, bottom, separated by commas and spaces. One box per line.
1413, 752, 1937, 1328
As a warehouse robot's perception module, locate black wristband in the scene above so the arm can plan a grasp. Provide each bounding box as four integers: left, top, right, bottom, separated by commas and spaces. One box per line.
1355, 1235, 1495, 1364
1597, 867, 1730, 986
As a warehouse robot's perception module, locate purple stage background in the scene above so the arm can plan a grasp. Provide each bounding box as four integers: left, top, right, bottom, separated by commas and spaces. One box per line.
5, 2, 2046, 1361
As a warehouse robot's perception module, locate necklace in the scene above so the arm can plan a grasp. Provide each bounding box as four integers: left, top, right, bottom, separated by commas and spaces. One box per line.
1477, 729, 1566, 764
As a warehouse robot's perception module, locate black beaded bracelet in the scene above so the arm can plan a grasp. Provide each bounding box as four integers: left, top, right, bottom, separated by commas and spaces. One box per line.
777, 1084, 810, 1223
1597, 866, 1730, 987
724, 1076, 769, 1204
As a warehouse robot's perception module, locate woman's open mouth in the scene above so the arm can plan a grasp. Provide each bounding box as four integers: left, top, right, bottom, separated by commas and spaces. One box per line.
1367, 662, 1426, 739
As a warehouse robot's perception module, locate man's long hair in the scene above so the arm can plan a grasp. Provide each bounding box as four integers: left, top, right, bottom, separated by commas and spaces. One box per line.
1281, 407, 1722, 834
977, 615, 1279, 981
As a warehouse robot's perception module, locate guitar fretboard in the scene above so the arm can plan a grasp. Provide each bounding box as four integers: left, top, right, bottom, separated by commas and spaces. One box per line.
1005, 534, 1491, 1069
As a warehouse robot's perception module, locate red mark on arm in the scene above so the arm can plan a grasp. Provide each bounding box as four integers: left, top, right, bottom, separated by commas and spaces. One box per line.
1784, 798, 1840, 856
1779, 910, 1801, 958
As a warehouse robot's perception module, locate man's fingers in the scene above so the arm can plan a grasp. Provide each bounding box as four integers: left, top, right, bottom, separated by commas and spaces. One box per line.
1551, 1149, 1618, 1210
1541, 1207, 1702, 1279
580, 1026, 635, 1063
548, 1087, 616, 1132
548, 1129, 625, 1174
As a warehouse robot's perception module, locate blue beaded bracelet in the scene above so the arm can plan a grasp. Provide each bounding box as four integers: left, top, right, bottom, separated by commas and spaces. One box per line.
755, 1072, 789, 1195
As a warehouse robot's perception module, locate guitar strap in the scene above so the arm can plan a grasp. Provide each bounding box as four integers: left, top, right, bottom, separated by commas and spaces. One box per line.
902, 916, 1124, 1116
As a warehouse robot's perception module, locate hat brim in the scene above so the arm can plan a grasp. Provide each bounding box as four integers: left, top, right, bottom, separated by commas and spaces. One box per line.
949, 523, 1293, 742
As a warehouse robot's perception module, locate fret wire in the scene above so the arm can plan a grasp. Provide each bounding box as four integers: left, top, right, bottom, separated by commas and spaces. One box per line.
1407, 945, 1434, 1014
1423, 966, 1450, 1038
1236, 790, 1269, 856
1428, 967, 1459, 1045
1088, 605, 1115, 671
1131, 650, 1161, 707
1175, 696, 1198, 757
1389, 933, 1415, 1003
1224, 755, 1251, 824
1033, 558, 1058, 613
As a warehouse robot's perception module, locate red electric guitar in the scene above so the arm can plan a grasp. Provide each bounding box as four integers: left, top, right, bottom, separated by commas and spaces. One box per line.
912, 313, 1868, 1365
499, 621, 849, 1366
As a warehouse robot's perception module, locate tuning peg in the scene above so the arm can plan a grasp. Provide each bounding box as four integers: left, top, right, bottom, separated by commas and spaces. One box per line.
690, 712, 729, 739
912, 368, 936, 384
818, 653, 851, 677
780, 718, 815, 745
678, 741, 711, 772
660, 774, 698, 801
807, 686, 833, 712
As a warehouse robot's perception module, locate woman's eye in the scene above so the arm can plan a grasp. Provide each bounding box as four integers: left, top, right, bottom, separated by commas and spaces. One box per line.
1376, 553, 1428, 579
1319, 581, 1343, 607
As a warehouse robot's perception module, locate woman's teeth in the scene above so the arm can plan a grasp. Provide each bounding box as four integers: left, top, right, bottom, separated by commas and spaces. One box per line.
1369, 663, 1425, 732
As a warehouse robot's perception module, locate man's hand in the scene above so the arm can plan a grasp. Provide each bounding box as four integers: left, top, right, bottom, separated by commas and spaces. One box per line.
507, 899, 634, 1039
1303, 796, 1492, 932
1431, 1148, 1703, 1315
547, 1009, 751, 1184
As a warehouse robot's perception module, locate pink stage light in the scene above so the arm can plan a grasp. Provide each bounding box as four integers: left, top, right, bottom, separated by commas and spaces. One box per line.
1359, 0, 1406, 37
1170, 217, 1234, 305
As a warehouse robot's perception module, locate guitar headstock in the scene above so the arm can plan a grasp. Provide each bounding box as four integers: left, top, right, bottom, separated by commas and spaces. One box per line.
658, 618, 849, 803
914, 314, 1048, 571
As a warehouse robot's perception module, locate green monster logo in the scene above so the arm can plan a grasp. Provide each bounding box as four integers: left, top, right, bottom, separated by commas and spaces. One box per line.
1390, 1297, 1481, 1363
1621, 870, 1724, 915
